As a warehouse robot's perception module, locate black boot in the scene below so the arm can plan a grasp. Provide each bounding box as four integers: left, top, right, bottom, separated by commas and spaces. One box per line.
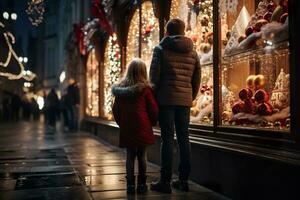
171, 179, 189, 192
150, 180, 172, 193
126, 176, 135, 194
137, 175, 148, 194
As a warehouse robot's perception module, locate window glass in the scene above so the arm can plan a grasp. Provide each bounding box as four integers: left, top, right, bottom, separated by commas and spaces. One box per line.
104, 34, 121, 120
170, 0, 214, 125
86, 49, 99, 117
126, 1, 159, 70
219, 0, 290, 131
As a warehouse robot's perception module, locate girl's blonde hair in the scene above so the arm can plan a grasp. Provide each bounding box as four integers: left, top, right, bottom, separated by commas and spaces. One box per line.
119, 58, 150, 87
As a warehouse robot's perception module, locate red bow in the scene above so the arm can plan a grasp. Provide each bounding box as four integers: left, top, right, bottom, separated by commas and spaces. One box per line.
91, 0, 113, 35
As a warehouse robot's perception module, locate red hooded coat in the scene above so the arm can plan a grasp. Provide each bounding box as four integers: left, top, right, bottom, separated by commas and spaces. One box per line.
112, 83, 159, 148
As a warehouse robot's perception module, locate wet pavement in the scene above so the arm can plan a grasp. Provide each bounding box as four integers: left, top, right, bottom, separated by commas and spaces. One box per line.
0, 121, 229, 200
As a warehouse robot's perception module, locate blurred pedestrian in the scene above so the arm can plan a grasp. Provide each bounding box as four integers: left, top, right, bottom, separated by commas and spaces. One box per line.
11, 93, 21, 122
45, 89, 59, 129
112, 58, 159, 194
2, 96, 10, 121
66, 78, 80, 132
60, 89, 69, 131
22, 96, 31, 120
30, 97, 40, 120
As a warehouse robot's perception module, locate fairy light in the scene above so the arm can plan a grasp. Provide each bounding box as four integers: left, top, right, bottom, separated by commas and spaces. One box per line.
26, 0, 45, 26
170, 0, 213, 52
22, 70, 36, 81
104, 33, 121, 119
126, 1, 159, 69
126, 6, 140, 67
140, 1, 159, 68
86, 49, 99, 117
0, 22, 25, 80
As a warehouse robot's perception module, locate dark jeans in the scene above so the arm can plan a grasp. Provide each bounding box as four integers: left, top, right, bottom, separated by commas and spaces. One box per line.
159, 106, 191, 182
126, 147, 147, 178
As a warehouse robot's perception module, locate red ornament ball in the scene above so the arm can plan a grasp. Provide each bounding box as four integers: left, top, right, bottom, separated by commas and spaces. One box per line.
239, 88, 253, 101
257, 103, 273, 116
232, 102, 245, 114
245, 26, 254, 37
254, 89, 269, 103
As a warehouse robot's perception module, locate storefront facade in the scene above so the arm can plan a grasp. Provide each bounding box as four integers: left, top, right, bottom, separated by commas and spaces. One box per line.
82, 0, 300, 199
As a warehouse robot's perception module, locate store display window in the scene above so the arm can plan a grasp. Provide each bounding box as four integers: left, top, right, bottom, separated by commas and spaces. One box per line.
219, 0, 290, 131
86, 49, 100, 117
103, 33, 122, 120
126, 1, 159, 69
170, 0, 214, 125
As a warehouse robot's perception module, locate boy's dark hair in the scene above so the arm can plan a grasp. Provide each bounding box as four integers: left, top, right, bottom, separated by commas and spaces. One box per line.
166, 18, 185, 36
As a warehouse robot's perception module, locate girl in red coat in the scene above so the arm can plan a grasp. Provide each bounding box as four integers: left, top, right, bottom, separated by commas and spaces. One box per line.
112, 58, 159, 194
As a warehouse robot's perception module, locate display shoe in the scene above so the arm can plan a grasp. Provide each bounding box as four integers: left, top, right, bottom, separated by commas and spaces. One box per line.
150, 180, 172, 193
137, 175, 148, 194
171, 179, 189, 192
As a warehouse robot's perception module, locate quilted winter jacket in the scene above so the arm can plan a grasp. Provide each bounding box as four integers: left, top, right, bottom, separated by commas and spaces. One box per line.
112, 83, 159, 148
149, 35, 201, 107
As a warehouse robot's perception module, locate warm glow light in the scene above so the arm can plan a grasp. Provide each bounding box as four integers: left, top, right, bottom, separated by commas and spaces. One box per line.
104, 33, 121, 119
0, 23, 25, 80
86, 49, 99, 117
23, 57, 28, 63
3, 12, 9, 19
11, 13, 17, 20
126, 1, 159, 70
59, 71, 66, 83
19, 57, 23, 62
126, 6, 140, 66
37, 96, 44, 110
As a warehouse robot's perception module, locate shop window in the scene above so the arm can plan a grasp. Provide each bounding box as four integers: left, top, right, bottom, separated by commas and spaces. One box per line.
126, 1, 159, 69
103, 33, 121, 120
219, 0, 290, 131
170, 0, 214, 125
86, 49, 99, 117
140, 1, 160, 67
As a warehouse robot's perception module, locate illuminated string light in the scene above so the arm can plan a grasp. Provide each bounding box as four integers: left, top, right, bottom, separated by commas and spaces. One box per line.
22, 70, 36, 81
86, 49, 99, 117
0, 22, 25, 80
104, 33, 121, 119
126, 1, 159, 69
26, 0, 45, 26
